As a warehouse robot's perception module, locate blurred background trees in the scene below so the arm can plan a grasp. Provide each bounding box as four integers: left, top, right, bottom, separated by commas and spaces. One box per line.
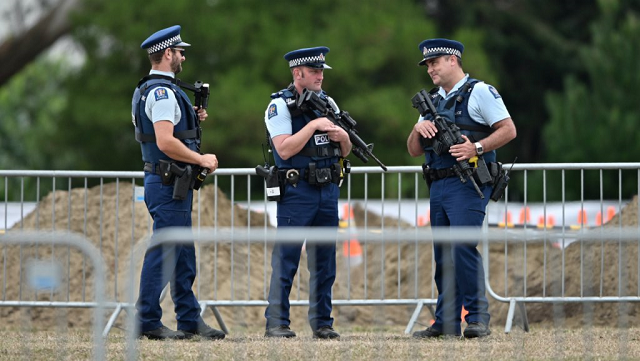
1, 0, 639, 200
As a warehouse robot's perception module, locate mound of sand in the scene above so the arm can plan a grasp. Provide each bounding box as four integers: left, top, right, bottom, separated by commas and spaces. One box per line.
1, 181, 638, 332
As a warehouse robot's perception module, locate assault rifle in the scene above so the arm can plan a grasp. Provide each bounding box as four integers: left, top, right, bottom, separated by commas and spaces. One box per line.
191, 80, 210, 189
297, 89, 387, 171
411, 89, 489, 198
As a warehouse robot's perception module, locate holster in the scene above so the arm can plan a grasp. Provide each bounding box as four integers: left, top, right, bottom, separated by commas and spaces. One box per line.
421, 163, 433, 189
471, 157, 493, 185
490, 163, 509, 202
256, 165, 281, 201
171, 164, 193, 200
158, 159, 175, 186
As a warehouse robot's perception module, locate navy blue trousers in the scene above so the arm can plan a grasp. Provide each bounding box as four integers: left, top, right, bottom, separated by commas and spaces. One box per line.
136, 173, 202, 332
265, 180, 338, 331
429, 176, 492, 335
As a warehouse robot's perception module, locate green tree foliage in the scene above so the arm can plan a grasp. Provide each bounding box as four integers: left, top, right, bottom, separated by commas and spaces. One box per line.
0, 58, 70, 170
542, 0, 640, 199
0, 57, 73, 200
426, 0, 600, 164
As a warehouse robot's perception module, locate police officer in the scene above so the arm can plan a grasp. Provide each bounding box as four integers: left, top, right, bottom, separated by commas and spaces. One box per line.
132, 25, 224, 340
263, 47, 352, 339
407, 38, 517, 338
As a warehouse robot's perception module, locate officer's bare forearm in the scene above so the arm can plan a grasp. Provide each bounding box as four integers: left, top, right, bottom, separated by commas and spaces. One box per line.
271, 126, 317, 160
340, 140, 352, 158
407, 130, 424, 157
157, 137, 204, 165
476, 118, 516, 153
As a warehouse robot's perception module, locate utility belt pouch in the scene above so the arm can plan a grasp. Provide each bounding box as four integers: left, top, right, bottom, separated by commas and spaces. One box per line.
421, 163, 433, 189
171, 164, 193, 200
473, 157, 493, 185
307, 163, 317, 185
158, 159, 175, 186
489, 162, 501, 178
490, 163, 509, 202
314, 168, 332, 185
255, 165, 281, 201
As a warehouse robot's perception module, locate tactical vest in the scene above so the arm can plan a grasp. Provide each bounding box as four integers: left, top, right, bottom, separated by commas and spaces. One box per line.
269, 85, 341, 169
423, 78, 496, 169
131, 75, 200, 164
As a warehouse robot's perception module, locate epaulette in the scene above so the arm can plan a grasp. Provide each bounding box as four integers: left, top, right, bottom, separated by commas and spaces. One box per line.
270, 90, 284, 99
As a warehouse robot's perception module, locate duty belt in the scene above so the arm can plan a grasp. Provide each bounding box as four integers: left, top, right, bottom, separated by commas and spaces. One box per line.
143, 162, 161, 174
278, 165, 341, 187
423, 162, 501, 183
423, 166, 458, 181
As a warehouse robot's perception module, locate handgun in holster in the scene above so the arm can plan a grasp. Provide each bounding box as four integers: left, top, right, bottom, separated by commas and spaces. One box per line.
256, 164, 281, 201
171, 163, 193, 200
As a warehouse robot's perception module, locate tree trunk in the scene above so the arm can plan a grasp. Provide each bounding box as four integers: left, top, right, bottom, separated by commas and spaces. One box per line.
0, 0, 80, 87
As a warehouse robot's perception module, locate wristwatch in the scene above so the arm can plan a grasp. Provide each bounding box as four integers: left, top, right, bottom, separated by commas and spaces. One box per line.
474, 142, 484, 155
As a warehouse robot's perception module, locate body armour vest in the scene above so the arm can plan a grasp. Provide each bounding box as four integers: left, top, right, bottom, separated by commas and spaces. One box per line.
131, 76, 200, 164
269, 87, 341, 169
423, 79, 496, 169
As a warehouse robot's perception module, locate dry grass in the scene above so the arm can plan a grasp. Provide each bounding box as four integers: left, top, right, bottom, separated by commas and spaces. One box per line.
1, 325, 639, 361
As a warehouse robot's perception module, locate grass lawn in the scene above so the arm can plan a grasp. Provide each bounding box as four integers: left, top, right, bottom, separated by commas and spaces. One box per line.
0, 325, 639, 360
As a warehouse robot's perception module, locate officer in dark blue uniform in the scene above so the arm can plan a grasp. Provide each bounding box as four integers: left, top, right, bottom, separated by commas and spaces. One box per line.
263, 47, 352, 339
407, 38, 517, 338
131, 25, 224, 340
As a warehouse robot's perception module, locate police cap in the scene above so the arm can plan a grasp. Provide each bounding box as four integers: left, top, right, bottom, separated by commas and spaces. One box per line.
141, 25, 191, 54
417, 38, 464, 66
284, 46, 332, 69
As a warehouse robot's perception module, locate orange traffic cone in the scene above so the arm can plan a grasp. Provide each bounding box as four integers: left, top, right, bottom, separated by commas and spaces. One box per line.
571, 209, 588, 230
499, 211, 514, 228
340, 203, 362, 266
606, 206, 616, 222
519, 207, 531, 225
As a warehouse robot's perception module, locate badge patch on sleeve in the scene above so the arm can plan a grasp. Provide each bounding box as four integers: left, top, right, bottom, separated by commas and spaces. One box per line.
268, 104, 278, 119
488, 86, 502, 99
154, 88, 169, 101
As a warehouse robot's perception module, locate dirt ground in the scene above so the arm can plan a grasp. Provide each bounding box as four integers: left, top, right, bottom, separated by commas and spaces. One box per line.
1, 182, 639, 333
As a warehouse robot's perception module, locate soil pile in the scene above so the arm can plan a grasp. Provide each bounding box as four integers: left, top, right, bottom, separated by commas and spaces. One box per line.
2, 181, 638, 332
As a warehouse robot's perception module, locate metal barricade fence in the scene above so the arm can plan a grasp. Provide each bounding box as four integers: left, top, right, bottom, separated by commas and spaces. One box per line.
0, 164, 639, 337
110, 226, 640, 361
0, 231, 107, 361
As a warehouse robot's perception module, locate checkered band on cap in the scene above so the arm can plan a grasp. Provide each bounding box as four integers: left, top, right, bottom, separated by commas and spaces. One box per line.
147, 35, 182, 54
423, 46, 462, 59
289, 53, 326, 68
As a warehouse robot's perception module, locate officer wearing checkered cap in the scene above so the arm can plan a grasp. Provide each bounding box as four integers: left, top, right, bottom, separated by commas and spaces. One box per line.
407, 38, 517, 339
263, 47, 351, 339
132, 25, 224, 341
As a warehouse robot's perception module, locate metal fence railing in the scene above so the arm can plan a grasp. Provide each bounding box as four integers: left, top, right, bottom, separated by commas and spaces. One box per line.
0, 163, 639, 339
0, 231, 107, 361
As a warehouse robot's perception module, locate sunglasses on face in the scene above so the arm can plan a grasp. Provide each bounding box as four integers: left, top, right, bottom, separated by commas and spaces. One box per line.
171, 48, 185, 56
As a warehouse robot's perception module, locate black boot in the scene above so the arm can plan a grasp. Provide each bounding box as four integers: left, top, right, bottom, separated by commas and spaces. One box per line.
413, 326, 460, 339
265, 325, 296, 338
139, 326, 186, 340
183, 322, 226, 340
313, 326, 340, 339
463, 322, 491, 338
